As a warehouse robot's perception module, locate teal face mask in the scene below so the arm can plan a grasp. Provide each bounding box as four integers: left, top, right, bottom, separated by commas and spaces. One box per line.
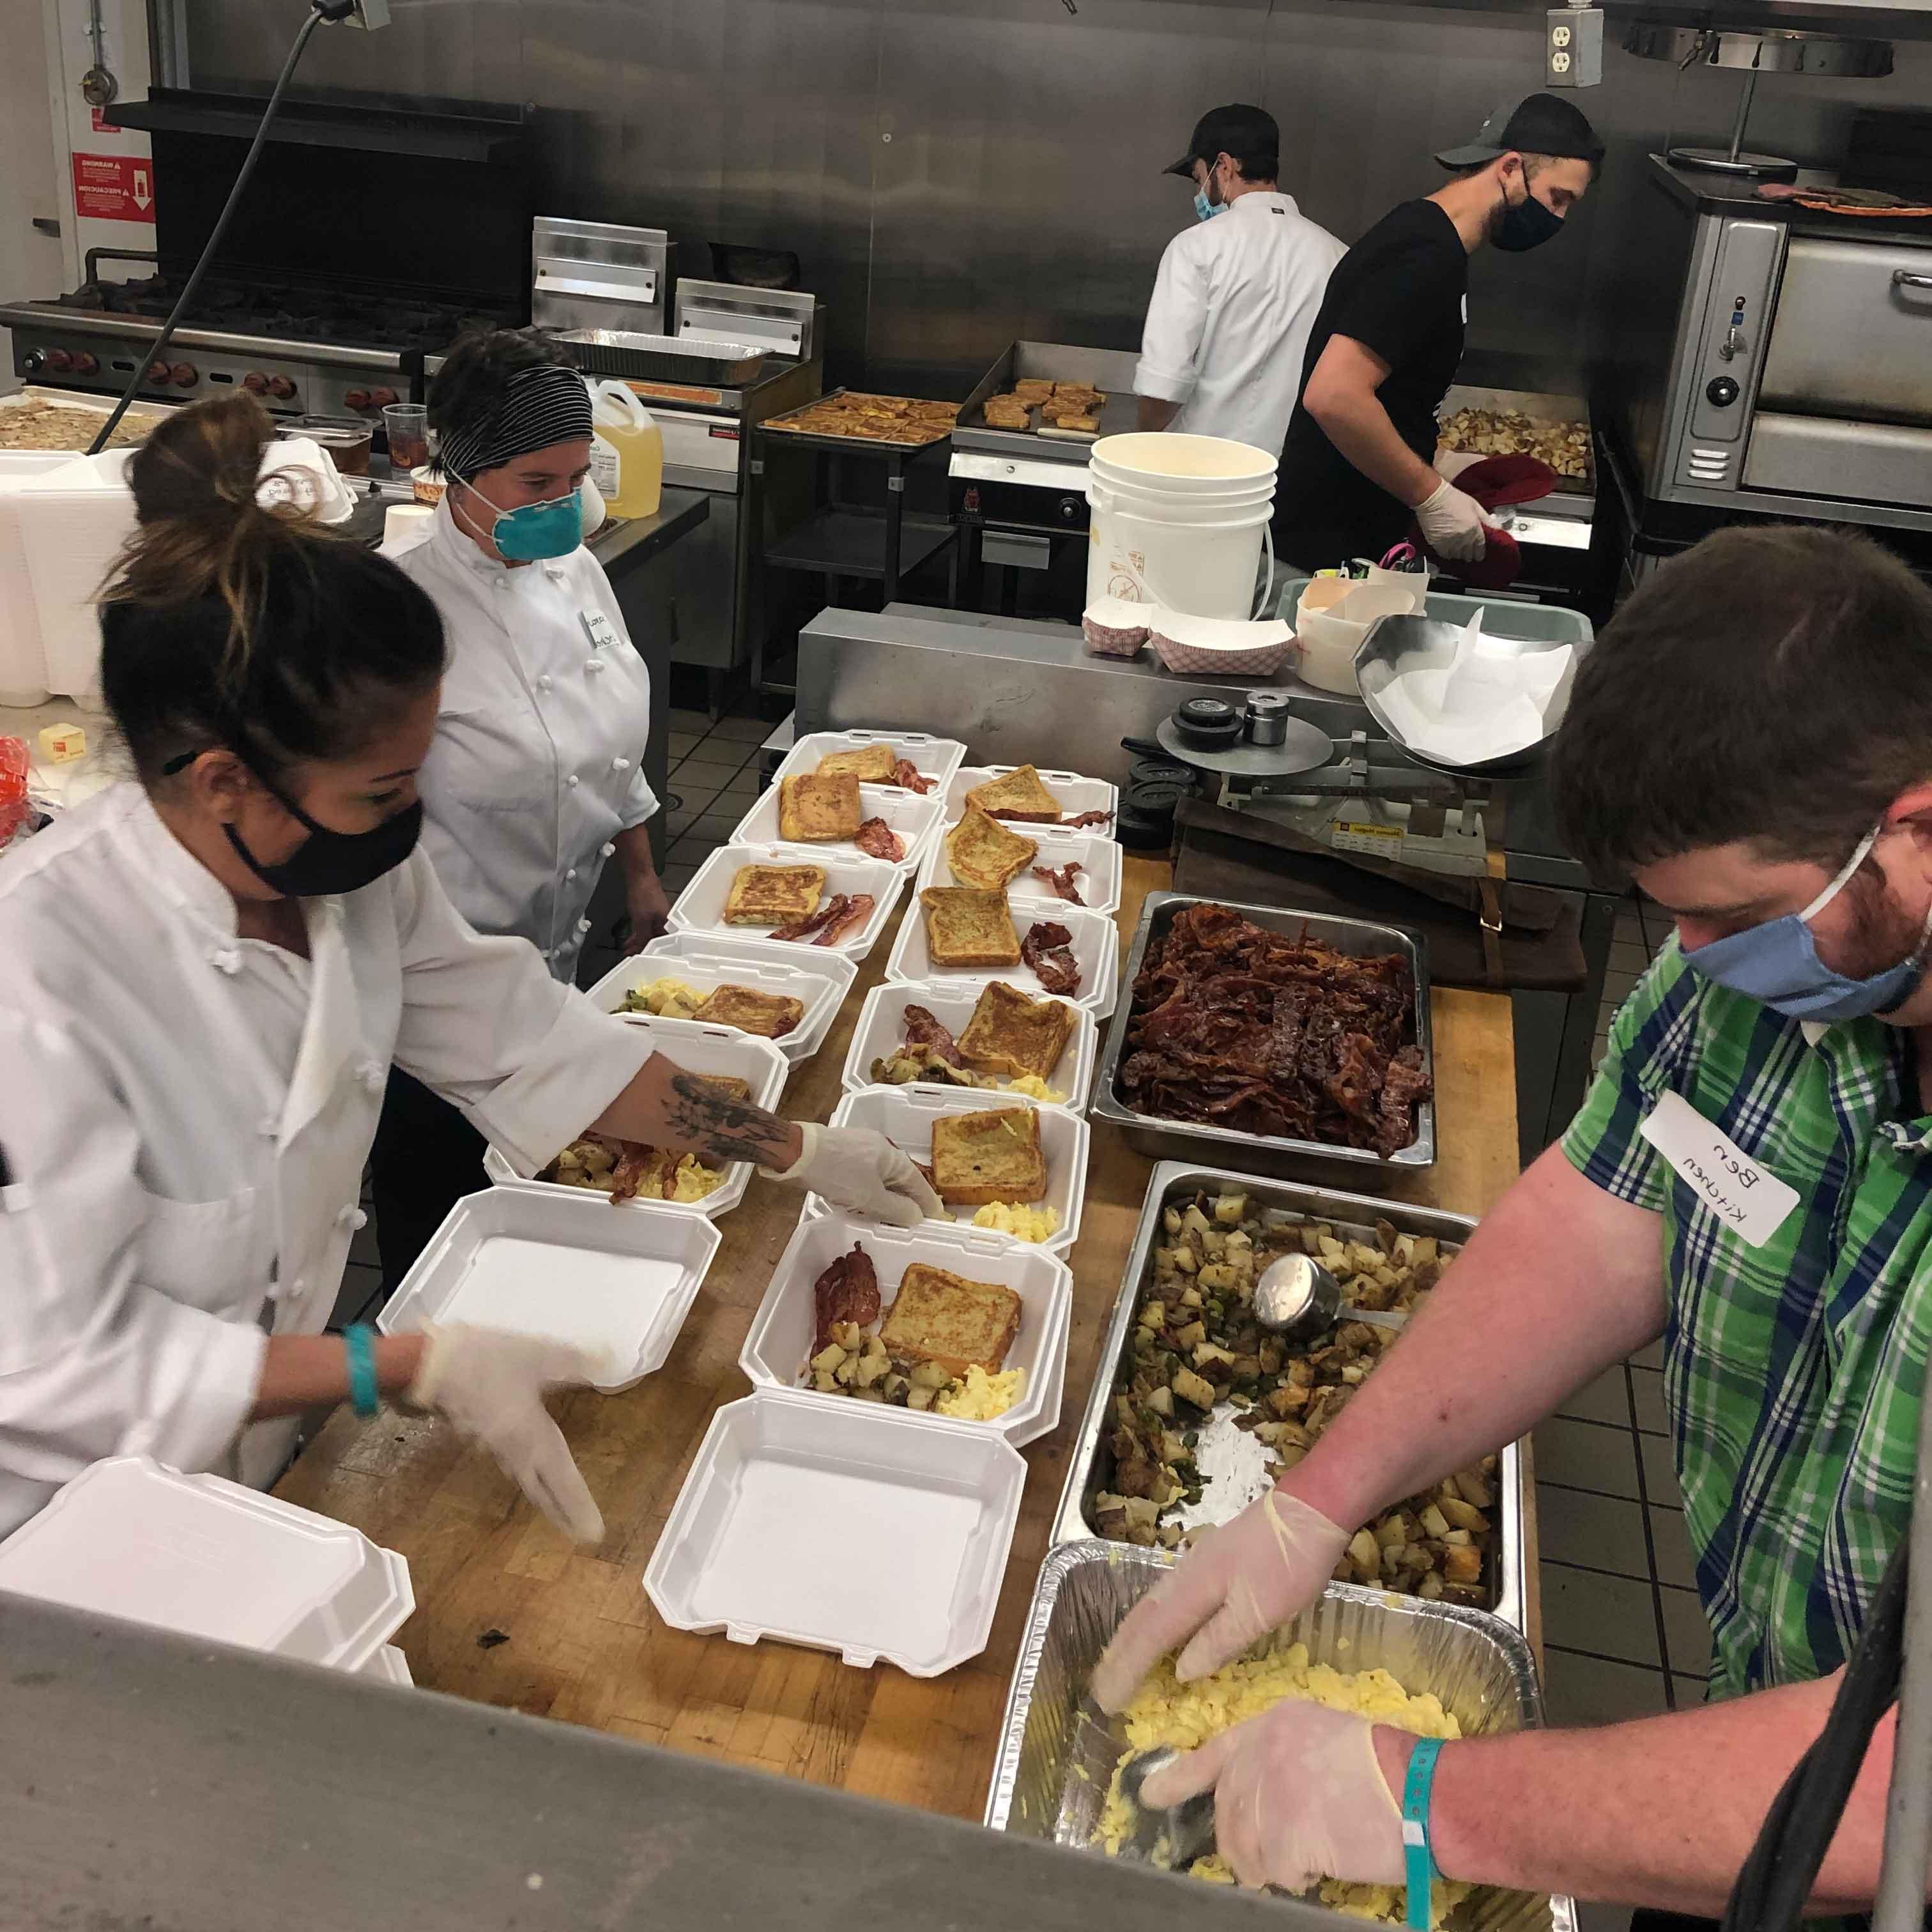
455, 474, 585, 562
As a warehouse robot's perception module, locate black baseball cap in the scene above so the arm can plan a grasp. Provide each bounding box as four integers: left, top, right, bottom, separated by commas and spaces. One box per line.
1434, 92, 1605, 170
1165, 104, 1279, 178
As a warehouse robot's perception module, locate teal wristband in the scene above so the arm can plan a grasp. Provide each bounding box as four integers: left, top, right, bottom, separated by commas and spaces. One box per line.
1402, 1735, 1446, 1930
344, 1324, 380, 1419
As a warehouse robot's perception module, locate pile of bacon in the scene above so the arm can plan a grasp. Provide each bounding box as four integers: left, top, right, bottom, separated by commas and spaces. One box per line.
812, 1242, 881, 1353
1117, 902, 1431, 1158
854, 817, 905, 862
1030, 861, 1084, 906
1020, 921, 1082, 996
772, 893, 876, 946
891, 759, 933, 795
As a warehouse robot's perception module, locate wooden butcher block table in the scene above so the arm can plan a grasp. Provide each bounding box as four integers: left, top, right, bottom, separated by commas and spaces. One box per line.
277, 854, 1527, 1820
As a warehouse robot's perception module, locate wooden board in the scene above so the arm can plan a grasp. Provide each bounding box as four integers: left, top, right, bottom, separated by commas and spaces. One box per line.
276, 854, 1526, 1813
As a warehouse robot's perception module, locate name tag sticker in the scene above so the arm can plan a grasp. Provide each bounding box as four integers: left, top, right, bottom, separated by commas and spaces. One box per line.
581, 610, 620, 652
1639, 1091, 1800, 1248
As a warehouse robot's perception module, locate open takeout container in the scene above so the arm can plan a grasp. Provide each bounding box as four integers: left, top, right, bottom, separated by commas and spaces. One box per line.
739, 1209, 1073, 1446
770, 728, 967, 796
482, 1013, 788, 1218
592, 930, 856, 1066
916, 819, 1123, 918
986, 1540, 1574, 1932
643, 1390, 1027, 1676
942, 764, 1121, 828
378, 1186, 721, 1392
668, 841, 906, 960
840, 979, 1098, 1110
888, 893, 1120, 1018
730, 779, 943, 871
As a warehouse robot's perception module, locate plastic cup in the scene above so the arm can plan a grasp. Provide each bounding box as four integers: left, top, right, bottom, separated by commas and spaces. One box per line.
383, 404, 429, 472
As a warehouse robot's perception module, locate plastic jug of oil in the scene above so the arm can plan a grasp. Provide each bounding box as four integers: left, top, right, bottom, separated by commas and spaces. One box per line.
588, 380, 663, 521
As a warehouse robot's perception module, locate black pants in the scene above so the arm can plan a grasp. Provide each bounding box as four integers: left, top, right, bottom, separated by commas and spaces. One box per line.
369, 1066, 489, 1292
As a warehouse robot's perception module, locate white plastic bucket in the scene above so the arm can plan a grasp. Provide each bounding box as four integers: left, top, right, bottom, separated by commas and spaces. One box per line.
1087, 476, 1274, 621
1091, 432, 1276, 491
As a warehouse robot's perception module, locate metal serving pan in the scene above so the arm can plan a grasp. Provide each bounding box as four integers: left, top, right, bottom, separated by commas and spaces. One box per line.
1048, 1163, 1524, 1634
1090, 893, 1436, 1177
951, 339, 1142, 463
556, 328, 770, 387
986, 1540, 1574, 1932
1437, 382, 1594, 517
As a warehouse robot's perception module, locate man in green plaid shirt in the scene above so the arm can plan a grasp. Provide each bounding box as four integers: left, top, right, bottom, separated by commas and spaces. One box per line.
1096, 523, 1932, 1918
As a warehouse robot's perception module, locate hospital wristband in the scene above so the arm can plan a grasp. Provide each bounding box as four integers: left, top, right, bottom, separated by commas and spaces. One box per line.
344, 1324, 381, 1419
1402, 1735, 1446, 1931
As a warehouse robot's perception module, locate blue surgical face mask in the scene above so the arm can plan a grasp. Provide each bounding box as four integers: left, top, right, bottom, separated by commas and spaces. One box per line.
1682, 823, 1932, 1022
1193, 169, 1225, 223
454, 473, 587, 562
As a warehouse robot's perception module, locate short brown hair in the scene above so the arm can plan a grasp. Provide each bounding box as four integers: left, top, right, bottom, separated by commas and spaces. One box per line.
1549, 525, 1932, 884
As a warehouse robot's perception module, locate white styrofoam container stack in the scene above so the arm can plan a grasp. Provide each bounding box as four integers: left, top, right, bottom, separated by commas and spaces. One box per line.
771, 728, 967, 795
378, 1186, 721, 1391
730, 780, 943, 871
916, 819, 1123, 917
0, 453, 82, 707
643, 1389, 1027, 1676
668, 841, 906, 960
815, 1087, 1090, 1255
591, 930, 856, 1066
942, 764, 1121, 828
13, 449, 139, 707
840, 979, 1098, 1109
482, 1012, 788, 1218
739, 1210, 1073, 1448
889, 893, 1121, 1017
0, 1455, 413, 1674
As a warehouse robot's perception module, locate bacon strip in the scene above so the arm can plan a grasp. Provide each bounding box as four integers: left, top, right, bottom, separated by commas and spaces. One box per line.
814, 893, 875, 946
1022, 920, 1082, 995
891, 758, 935, 795
1062, 808, 1115, 829
812, 1243, 881, 1354
1031, 861, 1085, 907
901, 1003, 965, 1066
854, 816, 906, 863
771, 895, 849, 943
988, 806, 1116, 829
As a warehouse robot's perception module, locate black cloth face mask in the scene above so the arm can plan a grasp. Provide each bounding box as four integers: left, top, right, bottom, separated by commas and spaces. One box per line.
1491, 176, 1564, 252
224, 775, 423, 898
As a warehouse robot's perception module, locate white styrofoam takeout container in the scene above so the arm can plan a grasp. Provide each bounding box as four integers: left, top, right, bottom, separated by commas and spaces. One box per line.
0, 1456, 413, 1674
482, 1013, 788, 1218
770, 728, 967, 796
377, 1185, 721, 1391
942, 764, 1121, 828
739, 1210, 1072, 1448
592, 930, 856, 1066
364, 1645, 415, 1687
916, 818, 1123, 917
730, 780, 943, 872
840, 978, 1098, 1109
813, 1087, 1090, 1255
889, 892, 1121, 1017
669, 841, 906, 961
642, 1388, 1028, 1676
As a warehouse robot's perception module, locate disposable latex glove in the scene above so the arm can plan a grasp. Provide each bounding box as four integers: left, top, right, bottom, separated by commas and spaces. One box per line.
1414, 477, 1500, 563
1138, 1699, 1407, 1892
761, 1121, 944, 1228
406, 1324, 605, 1544
1091, 1490, 1351, 1710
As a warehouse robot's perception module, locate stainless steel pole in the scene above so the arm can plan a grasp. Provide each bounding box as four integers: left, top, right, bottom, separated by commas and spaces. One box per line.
1871, 1375, 1932, 1932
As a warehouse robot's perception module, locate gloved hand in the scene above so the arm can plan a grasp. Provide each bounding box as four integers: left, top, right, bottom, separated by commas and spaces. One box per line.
1138, 1699, 1408, 1892
762, 1122, 944, 1229
1413, 476, 1500, 563
1091, 1490, 1351, 1710
406, 1324, 605, 1544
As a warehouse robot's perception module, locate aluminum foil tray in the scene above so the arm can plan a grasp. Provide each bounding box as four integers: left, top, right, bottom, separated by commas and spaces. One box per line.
556, 328, 769, 387
1090, 893, 1435, 1178
1049, 1163, 1524, 1632
986, 1540, 1573, 1932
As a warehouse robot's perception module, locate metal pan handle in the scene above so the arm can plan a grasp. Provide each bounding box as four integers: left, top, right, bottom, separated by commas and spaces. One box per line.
1894, 270, 1932, 293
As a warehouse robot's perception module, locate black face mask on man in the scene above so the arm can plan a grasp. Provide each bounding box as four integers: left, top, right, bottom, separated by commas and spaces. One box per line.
224, 769, 423, 898
1489, 169, 1564, 252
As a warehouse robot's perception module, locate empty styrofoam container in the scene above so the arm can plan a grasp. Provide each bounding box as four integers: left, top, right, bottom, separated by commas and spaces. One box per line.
739, 1209, 1073, 1447
917, 818, 1123, 918
0, 1455, 412, 1673
942, 764, 1120, 828
730, 779, 943, 871
643, 1388, 1027, 1675
593, 930, 856, 1066
889, 891, 1121, 1017
364, 1645, 415, 1687
816, 1087, 1090, 1255
482, 1012, 788, 1218
771, 728, 967, 795
377, 1185, 721, 1390
14, 450, 139, 706
840, 978, 1098, 1109
668, 841, 905, 960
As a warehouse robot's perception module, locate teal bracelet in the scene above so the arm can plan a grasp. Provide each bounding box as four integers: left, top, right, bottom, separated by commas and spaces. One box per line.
1402, 1735, 1446, 1931
344, 1324, 380, 1419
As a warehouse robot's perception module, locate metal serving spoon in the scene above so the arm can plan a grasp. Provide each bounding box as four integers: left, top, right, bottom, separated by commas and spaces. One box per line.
1113, 1745, 1218, 1866
1250, 1251, 1346, 1338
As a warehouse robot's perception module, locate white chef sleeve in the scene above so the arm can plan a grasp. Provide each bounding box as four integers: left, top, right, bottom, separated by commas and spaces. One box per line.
618, 757, 660, 832
1133, 234, 1209, 406
0, 1009, 268, 1501
388, 848, 654, 1173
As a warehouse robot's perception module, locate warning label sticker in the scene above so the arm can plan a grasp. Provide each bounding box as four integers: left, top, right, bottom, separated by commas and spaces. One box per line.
72, 153, 155, 223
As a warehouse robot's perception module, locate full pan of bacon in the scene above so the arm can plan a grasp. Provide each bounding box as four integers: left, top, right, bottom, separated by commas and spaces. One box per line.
1089, 894, 1435, 1176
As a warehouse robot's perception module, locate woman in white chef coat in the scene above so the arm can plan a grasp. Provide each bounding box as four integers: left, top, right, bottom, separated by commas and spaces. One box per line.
0, 394, 937, 1544
374, 331, 669, 1284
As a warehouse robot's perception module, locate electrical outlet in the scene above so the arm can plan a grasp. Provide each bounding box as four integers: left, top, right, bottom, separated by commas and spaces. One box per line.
1545, 5, 1603, 86
344, 0, 392, 26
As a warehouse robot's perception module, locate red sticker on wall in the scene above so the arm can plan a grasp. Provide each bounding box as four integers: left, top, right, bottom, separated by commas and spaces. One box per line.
72, 152, 155, 223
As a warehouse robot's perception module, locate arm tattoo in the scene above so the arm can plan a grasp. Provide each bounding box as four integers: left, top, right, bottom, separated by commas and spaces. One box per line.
665, 1070, 793, 1167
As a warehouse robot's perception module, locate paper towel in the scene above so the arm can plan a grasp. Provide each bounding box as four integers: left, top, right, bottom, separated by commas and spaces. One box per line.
1374, 613, 1572, 767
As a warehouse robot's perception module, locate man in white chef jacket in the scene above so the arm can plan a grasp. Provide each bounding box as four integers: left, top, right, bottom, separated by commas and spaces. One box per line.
1133, 104, 1346, 454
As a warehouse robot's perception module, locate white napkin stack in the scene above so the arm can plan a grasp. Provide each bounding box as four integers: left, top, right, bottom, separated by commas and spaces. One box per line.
1376, 613, 1573, 766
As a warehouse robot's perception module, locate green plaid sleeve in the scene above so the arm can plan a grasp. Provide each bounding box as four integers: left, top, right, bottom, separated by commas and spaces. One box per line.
1560, 949, 1685, 1215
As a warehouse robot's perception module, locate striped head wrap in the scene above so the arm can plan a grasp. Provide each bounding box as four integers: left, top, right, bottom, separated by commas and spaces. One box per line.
434, 363, 594, 483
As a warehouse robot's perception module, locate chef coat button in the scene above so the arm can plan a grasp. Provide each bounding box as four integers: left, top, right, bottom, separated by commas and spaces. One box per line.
208, 945, 242, 976
611, 756, 631, 772
567, 773, 580, 788
337, 1205, 368, 1231
292, 1276, 307, 1296
601, 841, 616, 858
537, 674, 553, 693
565, 867, 578, 882
356, 1058, 387, 1094
576, 917, 592, 933
586, 657, 606, 674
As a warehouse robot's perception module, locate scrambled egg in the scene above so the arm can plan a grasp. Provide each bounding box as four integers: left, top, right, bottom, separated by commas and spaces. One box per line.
666, 1155, 724, 1202
935, 1364, 1025, 1420
970, 1200, 1062, 1243
1006, 1074, 1066, 1104
1096, 1641, 1470, 1926
618, 977, 706, 1020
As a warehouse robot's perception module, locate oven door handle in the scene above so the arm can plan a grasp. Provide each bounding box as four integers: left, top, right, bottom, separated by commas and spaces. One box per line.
1894, 270, 1932, 293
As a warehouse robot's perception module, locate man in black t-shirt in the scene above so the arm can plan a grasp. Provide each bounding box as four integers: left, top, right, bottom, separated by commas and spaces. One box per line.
1273, 94, 1603, 574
